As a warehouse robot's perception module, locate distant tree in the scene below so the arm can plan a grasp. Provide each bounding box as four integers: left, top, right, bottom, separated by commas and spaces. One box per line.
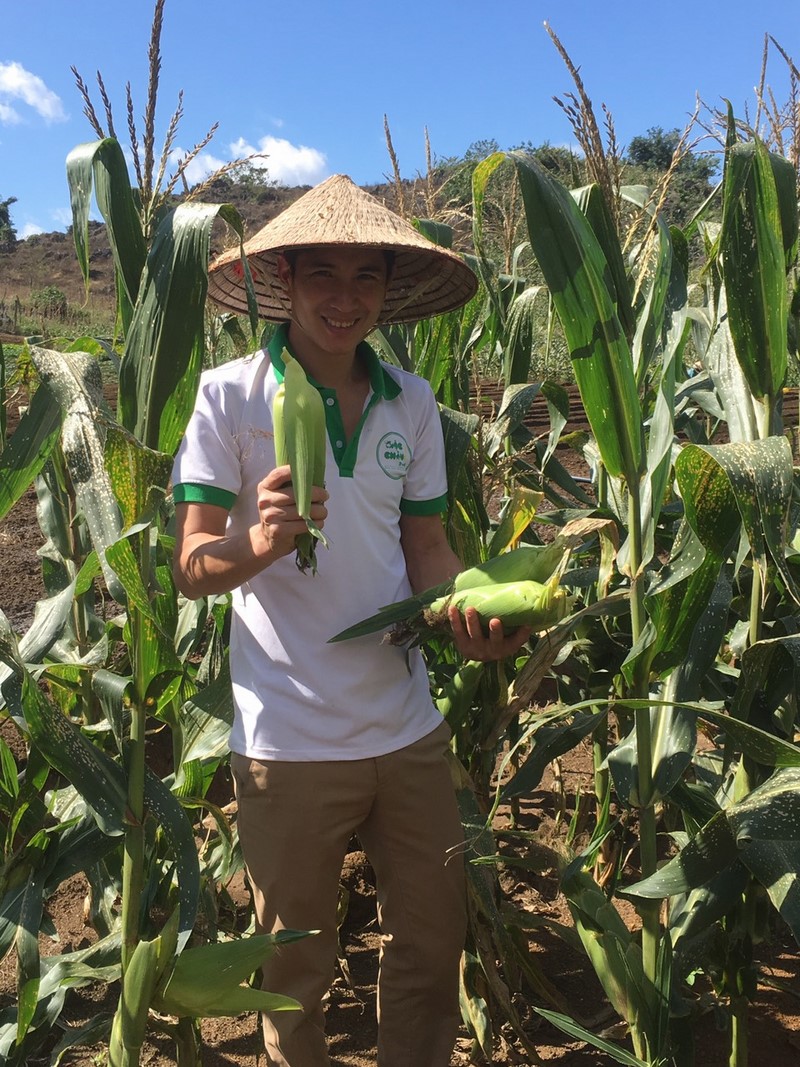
509, 141, 585, 185
626, 126, 718, 185
625, 127, 719, 228
0, 195, 17, 251
31, 285, 68, 319
462, 138, 501, 163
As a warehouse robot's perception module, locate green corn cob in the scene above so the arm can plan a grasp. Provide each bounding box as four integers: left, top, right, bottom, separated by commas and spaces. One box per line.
273, 348, 329, 574
429, 575, 571, 633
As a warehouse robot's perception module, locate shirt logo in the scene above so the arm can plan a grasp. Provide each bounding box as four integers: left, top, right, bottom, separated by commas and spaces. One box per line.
376, 432, 411, 479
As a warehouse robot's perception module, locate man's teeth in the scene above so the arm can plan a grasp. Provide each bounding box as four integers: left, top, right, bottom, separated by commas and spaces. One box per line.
325, 317, 357, 328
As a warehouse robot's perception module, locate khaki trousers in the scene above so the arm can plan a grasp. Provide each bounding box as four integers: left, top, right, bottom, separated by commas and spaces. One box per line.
231, 720, 467, 1067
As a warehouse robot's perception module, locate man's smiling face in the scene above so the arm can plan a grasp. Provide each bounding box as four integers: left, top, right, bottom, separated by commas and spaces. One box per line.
277, 246, 389, 361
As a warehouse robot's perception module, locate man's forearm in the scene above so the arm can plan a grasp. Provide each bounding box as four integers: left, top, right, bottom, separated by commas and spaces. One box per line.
175, 524, 276, 598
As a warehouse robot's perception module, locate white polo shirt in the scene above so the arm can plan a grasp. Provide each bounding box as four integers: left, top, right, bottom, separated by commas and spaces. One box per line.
172, 325, 448, 761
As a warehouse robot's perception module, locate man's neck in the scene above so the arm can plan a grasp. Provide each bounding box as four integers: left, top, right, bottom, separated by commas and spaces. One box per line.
285, 324, 367, 392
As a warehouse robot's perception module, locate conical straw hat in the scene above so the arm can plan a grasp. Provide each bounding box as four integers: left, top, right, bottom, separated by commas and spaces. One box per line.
207, 174, 478, 324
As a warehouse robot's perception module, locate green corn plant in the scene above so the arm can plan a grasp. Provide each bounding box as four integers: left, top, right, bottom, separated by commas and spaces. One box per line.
492, 147, 671, 1059
478, 120, 785, 1051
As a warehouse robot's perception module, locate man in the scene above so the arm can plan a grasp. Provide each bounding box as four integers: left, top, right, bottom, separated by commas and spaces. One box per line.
172, 175, 530, 1067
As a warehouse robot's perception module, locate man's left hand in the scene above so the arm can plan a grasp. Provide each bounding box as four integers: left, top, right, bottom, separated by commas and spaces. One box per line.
447, 605, 531, 662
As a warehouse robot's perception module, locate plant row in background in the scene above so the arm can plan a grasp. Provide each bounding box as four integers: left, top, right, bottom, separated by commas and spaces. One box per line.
1, 14, 800, 1067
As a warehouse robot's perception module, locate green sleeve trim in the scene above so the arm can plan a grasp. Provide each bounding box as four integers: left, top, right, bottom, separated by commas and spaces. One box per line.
399, 493, 448, 516
173, 483, 237, 510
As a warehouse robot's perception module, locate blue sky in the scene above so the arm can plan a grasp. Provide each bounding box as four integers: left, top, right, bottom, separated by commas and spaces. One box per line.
2, 0, 799, 239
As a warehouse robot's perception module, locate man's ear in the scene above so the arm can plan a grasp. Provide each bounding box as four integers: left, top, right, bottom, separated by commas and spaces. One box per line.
276, 253, 292, 287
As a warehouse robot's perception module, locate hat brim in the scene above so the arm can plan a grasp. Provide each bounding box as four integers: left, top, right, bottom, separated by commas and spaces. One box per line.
208, 241, 478, 324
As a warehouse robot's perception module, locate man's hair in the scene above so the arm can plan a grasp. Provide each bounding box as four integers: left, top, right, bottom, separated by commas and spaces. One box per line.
281, 247, 395, 280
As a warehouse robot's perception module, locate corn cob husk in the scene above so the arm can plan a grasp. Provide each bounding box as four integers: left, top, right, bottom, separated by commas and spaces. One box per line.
428, 575, 571, 634
452, 541, 570, 593
273, 348, 329, 574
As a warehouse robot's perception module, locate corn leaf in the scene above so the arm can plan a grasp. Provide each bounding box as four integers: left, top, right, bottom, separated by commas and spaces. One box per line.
508, 150, 643, 485
15, 672, 128, 836
642, 522, 732, 683
625, 811, 738, 899
740, 838, 800, 942
676, 437, 799, 605
610, 699, 800, 769
29, 347, 125, 602
104, 526, 181, 704
452, 757, 551, 1055
732, 766, 800, 839
120, 202, 247, 454
533, 1008, 648, 1067
104, 425, 172, 529
471, 153, 510, 323
502, 284, 545, 386
720, 138, 788, 400
178, 656, 234, 766
608, 699, 696, 809
440, 405, 487, 564
668, 862, 751, 948
15, 831, 54, 1045
0, 934, 120, 1063
697, 290, 770, 446
562, 868, 650, 1029
141, 763, 200, 952
414, 284, 489, 408
0, 382, 61, 522
11, 580, 80, 676
66, 138, 146, 332
731, 636, 800, 738
486, 486, 544, 555
459, 951, 494, 1060
414, 217, 453, 248
571, 183, 635, 342
484, 382, 545, 458
47, 1015, 113, 1066
620, 185, 675, 386
155, 930, 306, 1017
46, 808, 119, 890
328, 582, 449, 642
499, 711, 606, 803
629, 770, 800, 940
634, 233, 690, 570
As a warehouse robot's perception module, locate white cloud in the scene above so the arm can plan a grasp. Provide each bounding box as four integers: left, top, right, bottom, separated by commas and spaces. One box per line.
169, 148, 229, 187
0, 62, 66, 124
0, 101, 21, 124
51, 207, 73, 228
166, 135, 327, 191
20, 222, 44, 239
229, 135, 327, 186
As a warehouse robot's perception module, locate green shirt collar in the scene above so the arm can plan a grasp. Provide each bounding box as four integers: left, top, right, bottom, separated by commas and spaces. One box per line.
267, 322, 401, 400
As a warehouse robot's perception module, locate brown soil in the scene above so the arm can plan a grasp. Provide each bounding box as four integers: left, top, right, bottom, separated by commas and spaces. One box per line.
1, 387, 799, 1066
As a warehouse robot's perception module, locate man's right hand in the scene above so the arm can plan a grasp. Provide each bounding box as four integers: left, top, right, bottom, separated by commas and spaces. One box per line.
255, 465, 328, 561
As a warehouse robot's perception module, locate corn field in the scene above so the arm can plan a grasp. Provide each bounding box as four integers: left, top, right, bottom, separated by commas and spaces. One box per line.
2, 17, 800, 1067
